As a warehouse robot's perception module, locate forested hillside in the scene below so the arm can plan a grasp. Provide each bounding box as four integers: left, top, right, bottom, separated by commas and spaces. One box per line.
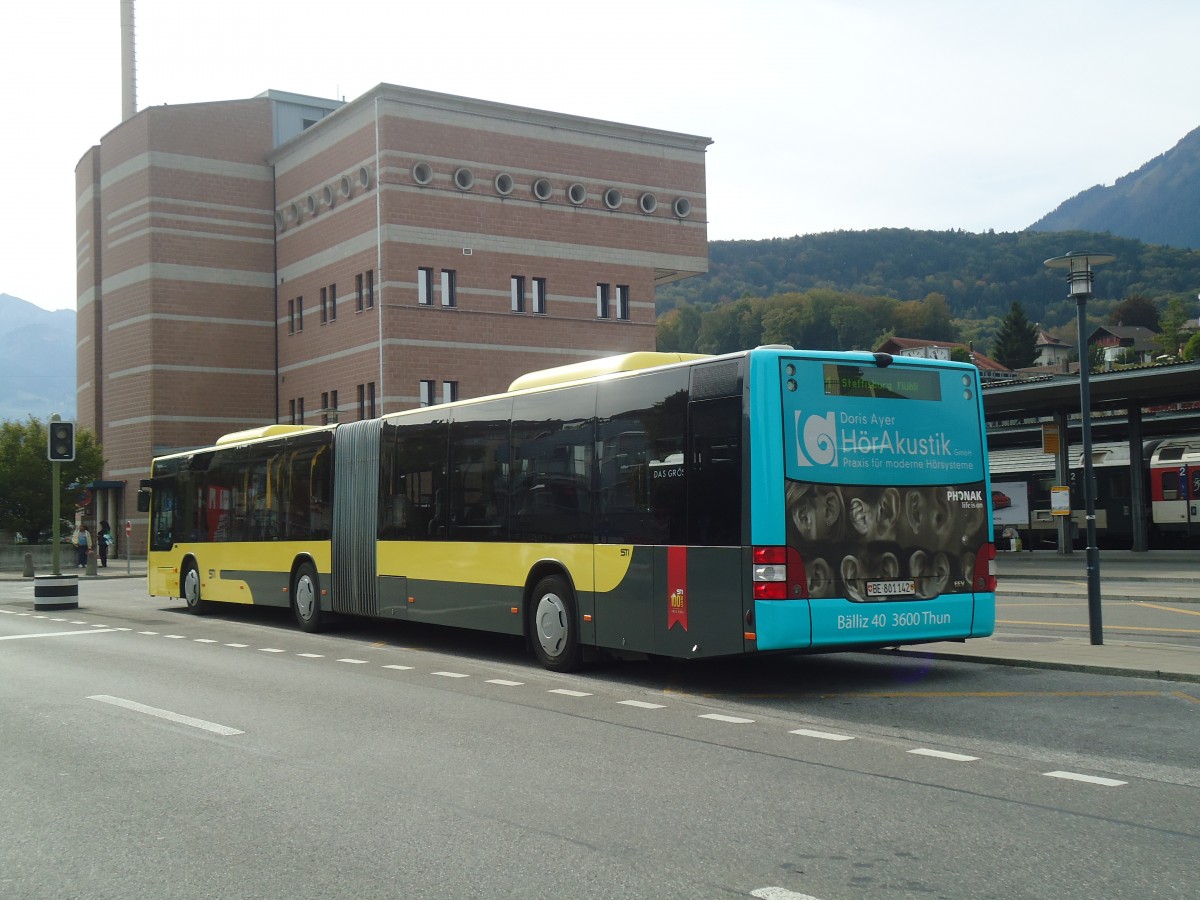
1031, 127, 1200, 249
654, 229, 1200, 358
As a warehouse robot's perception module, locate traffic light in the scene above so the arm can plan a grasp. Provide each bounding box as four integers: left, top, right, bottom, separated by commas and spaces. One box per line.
48, 421, 75, 462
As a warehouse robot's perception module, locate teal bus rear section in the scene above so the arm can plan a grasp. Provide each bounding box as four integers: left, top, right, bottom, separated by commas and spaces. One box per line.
745, 348, 996, 653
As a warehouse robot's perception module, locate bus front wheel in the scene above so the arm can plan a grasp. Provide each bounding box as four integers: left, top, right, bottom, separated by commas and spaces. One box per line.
181, 562, 210, 615
530, 574, 582, 672
292, 561, 326, 633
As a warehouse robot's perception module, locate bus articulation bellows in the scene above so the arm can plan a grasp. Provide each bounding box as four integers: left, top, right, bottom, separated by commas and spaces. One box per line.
140, 348, 997, 670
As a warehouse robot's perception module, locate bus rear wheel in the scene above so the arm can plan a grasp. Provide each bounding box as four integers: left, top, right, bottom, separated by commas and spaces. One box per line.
181, 562, 210, 615
292, 561, 326, 633
530, 574, 582, 672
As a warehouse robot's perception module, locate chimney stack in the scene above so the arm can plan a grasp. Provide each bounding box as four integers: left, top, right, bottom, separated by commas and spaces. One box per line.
121, 0, 137, 121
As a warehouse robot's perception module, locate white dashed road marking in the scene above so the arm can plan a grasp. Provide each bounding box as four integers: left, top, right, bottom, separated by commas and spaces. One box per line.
0, 629, 120, 641
89, 694, 244, 736
11, 616, 1137, 792
790, 728, 855, 741
751, 886, 825, 899
909, 748, 980, 762
1044, 771, 1127, 787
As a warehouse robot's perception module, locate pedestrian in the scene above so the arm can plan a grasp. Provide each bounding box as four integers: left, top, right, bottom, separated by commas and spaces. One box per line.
74, 524, 90, 568
98, 520, 112, 568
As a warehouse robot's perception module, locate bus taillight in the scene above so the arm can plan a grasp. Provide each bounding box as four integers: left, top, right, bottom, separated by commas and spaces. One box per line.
974, 543, 997, 593
752, 546, 807, 600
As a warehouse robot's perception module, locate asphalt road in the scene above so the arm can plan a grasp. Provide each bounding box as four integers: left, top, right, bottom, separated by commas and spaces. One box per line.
1, 579, 1197, 899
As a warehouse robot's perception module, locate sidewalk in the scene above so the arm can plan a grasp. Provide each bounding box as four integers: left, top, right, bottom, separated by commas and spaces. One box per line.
3, 552, 1198, 684
900, 549, 1200, 683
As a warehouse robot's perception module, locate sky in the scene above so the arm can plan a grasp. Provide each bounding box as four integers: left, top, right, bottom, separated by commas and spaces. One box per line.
4, 0, 1200, 313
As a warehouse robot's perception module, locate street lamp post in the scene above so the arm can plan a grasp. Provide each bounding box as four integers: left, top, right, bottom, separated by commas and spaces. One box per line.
1044, 251, 1114, 646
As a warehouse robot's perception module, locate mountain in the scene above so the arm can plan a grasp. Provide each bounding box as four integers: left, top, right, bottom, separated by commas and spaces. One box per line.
1030, 126, 1200, 249
0, 294, 76, 423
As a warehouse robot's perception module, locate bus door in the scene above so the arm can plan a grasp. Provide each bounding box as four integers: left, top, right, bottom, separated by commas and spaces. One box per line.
653, 392, 747, 660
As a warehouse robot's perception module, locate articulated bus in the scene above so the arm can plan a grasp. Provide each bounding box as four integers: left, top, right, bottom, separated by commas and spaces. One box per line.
140, 348, 996, 670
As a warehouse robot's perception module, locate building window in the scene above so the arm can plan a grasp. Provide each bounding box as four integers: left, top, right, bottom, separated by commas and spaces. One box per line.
596, 283, 610, 319
289, 398, 296, 424
443, 381, 458, 404
368, 382, 376, 418
329, 283, 337, 321
330, 389, 338, 422
511, 275, 525, 313
366, 269, 375, 309
320, 287, 328, 324
441, 269, 457, 308
533, 277, 547, 315
356, 273, 364, 312
298, 397, 305, 423
418, 267, 433, 305
321, 392, 329, 425
616, 284, 630, 321
288, 299, 295, 334
357, 384, 366, 419
297, 296, 304, 332
419, 379, 436, 407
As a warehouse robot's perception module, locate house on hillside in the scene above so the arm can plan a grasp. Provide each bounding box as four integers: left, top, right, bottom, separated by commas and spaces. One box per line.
1087, 325, 1160, 367
873, 337, 1015, 382
1035, 330, 1072, 368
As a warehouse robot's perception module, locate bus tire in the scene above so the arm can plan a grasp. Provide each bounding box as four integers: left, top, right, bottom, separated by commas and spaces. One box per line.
181, 561, 210, 615
292, 561, 326, 633
530, 574, 582, 672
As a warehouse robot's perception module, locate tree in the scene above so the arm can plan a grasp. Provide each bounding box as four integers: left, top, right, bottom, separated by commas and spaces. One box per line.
656, 304, 701, 352
1155, 296, 1193, 359
990, 301, 1039, 369
1107, 295, 1160, 330
0, 418, 105, 544
1183, 332, 1200, 362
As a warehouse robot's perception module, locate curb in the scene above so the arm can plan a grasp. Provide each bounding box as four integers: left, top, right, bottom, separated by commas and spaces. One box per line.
881, 648, 1200, 685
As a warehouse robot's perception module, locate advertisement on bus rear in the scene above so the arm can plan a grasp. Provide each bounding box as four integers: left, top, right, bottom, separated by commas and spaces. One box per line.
781, 359, 989, 608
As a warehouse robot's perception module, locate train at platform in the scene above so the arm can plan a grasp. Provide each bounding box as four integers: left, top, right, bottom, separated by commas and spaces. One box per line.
989, 433, 1200, 549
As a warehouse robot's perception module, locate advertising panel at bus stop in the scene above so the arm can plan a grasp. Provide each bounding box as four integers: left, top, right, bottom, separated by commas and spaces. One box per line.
991, 480, 1029, 527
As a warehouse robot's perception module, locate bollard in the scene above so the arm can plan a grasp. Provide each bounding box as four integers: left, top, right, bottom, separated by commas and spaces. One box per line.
23, 552, 34, 578
34, 573, 79, 610
86, 550, 98, 576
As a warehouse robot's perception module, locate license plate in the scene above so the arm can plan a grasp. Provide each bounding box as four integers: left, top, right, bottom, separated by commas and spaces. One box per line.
866, 579, 916, 597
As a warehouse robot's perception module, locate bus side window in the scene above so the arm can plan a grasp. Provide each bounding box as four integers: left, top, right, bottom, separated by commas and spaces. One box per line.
511, 385, 595, 543
597, 369, 688, 544
688, 396, 742, 546
379, 420, 447, 540
448, 399, 510, 541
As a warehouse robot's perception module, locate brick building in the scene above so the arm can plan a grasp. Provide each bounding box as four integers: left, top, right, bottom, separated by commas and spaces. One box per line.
76, 85, 711, 550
